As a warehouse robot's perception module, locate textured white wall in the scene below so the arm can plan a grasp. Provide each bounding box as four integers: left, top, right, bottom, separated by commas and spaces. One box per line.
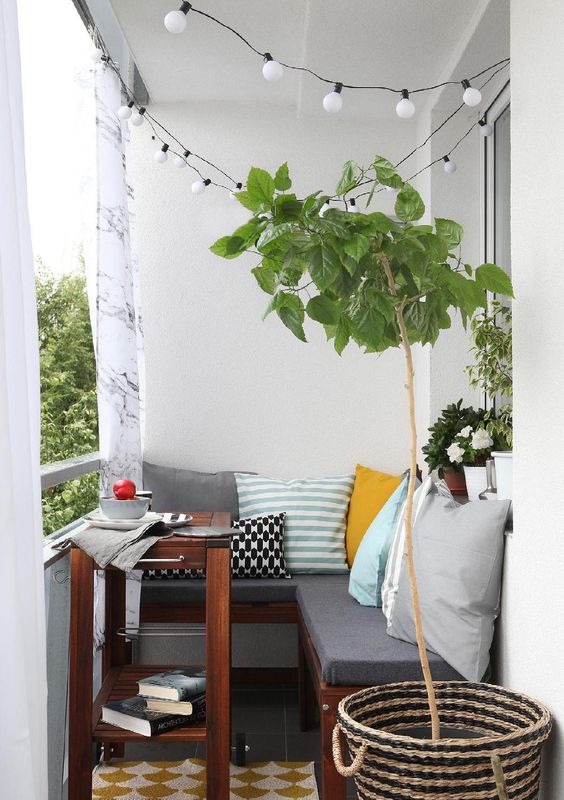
496, 2, 564, 795
133, 101, 420, 478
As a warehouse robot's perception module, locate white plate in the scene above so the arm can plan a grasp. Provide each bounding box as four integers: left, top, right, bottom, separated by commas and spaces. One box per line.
84, 511, 163, 530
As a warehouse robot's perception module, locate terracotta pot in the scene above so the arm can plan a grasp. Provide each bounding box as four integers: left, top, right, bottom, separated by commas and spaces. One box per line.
443, 469, 467, 496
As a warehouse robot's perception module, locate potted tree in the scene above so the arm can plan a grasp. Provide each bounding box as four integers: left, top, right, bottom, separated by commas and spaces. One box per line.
211, 158, 550, 797
467, 300, 513, 499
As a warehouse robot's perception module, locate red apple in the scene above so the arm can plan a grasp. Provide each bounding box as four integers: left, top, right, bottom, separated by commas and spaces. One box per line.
113, 479, 136, 500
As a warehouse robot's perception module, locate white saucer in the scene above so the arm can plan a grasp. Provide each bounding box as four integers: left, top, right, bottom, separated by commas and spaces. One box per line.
84, 511, 163, 530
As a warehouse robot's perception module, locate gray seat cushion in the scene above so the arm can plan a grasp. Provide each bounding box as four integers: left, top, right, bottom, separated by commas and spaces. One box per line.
142, 575, 312, 605
297, 576, 463, 685
142, 461, 255, 519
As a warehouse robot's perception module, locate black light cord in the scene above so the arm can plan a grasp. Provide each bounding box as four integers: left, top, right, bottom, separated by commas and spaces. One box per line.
189, 6, 508, 95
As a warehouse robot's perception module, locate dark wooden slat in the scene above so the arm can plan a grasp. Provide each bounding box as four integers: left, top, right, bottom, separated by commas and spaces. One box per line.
68, 549, 94, 800
140, 601, 298, 624
205, 543, 231, 799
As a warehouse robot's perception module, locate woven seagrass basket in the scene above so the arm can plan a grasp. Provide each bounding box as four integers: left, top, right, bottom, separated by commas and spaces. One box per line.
333, 681, 551, 800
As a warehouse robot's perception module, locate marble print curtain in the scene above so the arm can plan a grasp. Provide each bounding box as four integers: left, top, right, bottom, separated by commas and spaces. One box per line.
89, 64, 145, 647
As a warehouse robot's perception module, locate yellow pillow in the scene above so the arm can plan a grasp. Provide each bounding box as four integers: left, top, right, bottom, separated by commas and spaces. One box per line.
346, 464, 402, 566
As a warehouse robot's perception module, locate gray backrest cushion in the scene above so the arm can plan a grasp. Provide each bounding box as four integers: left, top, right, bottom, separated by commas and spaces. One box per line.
142, 462, 256, 518
387, 486, 510, 681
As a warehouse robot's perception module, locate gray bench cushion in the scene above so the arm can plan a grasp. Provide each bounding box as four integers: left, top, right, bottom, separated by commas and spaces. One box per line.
142, 575, 310, 605
142, 462, 255, 518
297, 576, 463, 686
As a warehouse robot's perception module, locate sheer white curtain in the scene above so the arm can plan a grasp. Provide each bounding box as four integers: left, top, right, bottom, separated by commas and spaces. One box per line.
0, 2, 48, 798
85, 64, 145, 645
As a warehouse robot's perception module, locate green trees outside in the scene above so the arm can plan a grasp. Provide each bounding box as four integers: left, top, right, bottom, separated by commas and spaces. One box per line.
36, 261, 99, 534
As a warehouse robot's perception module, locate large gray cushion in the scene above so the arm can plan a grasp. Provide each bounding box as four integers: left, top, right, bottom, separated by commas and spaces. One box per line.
297, 576, 462, 685
142, 462, 255, 518
388, 487, 510, 681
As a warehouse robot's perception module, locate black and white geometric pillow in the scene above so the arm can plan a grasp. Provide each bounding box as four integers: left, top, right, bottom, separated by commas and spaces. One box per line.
143, 513, 289, 580
231, 513, 289, 578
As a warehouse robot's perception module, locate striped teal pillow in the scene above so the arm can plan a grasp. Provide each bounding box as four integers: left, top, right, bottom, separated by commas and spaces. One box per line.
234, 473, 354, 574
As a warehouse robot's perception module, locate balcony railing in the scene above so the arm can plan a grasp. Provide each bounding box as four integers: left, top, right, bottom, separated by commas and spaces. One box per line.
42, 451, 100, 800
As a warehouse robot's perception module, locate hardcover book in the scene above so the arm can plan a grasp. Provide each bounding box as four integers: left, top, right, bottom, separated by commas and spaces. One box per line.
138, 668, 207, 701
102, 694, 205, 737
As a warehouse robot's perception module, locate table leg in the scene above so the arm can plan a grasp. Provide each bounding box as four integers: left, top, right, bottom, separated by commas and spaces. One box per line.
68, 548, 94, 800
206, 542, 231, 799
102, 569, 127, 761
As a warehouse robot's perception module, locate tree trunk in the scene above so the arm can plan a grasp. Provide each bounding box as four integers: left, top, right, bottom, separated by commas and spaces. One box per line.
395, 308, 441, 740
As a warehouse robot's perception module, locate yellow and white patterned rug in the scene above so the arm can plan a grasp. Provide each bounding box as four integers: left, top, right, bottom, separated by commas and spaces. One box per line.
92, 758, 319, 799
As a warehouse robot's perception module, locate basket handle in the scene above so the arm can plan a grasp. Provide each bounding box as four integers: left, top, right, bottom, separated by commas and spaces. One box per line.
332, 723, 368, 777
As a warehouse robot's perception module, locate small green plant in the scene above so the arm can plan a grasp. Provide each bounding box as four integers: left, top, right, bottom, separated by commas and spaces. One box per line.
467, 300, 512, 448
422, 401, 488, 474
211, 156, 513, 738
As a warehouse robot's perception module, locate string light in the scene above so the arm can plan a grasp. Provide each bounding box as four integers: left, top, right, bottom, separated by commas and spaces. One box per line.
118, 100, 135, 120
262, 54, 284, 82
348, 198, 360, 213
230, 182, 243, 201
130, 107, 146, 127
174, 150, 190, 167
462, 79, 482, 107
192, 178, 212, 195
396, 89, 415, 119
154, 144, 169, 163
164, 2, 192, 34
443, 155, 457, 174
323, 83, 343, 113
479, 119, 493, 137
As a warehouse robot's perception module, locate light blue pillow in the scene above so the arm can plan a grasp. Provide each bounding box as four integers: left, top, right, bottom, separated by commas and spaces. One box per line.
348, 475, 409, 606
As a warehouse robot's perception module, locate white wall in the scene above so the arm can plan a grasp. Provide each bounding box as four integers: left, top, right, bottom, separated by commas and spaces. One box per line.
133, 101, 419, 478
496, 2, 564, 795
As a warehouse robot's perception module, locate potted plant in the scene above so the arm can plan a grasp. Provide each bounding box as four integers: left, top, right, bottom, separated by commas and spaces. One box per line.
467, 300, 513, 499
211, 158, 550, 795
422, 400, 488, 495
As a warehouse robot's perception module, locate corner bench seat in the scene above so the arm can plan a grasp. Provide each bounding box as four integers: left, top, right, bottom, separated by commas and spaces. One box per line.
140, 575, 461, 684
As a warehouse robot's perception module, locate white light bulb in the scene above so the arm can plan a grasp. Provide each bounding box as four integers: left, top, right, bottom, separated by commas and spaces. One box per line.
323, 90, 343, 113
479, 122, 493, 137
348, 201, 359, 214
90, 47, 103, 63
118, 104, 134, 120
396, 90, 415, 119
443, 157, 457, 174
154, 149, 168, 164
192, 180, 206, 195
164, 9, 187, 33
130, 111, 145, 127
262, 57, 284, 82
174, 154, 187, 168
385, 185, 399, 194
462, 82, 482, 107
319, 201, 330, 217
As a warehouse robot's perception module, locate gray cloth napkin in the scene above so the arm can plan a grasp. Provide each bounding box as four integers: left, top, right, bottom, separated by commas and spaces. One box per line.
56, 520, 173, 572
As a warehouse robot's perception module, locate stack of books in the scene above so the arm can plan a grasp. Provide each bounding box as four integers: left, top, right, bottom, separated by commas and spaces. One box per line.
102, 668, 207, 736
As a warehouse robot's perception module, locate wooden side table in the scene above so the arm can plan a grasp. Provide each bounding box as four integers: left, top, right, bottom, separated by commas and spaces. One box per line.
68, 511, 232, 800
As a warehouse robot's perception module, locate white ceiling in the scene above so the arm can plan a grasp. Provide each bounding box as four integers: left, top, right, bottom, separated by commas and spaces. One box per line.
109, 0, 506, 120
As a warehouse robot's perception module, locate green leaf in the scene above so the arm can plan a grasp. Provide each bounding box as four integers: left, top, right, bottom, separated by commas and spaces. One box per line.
336, 161, 360, 196
210, 236, 235, 258
210, 229, 254, 259
435, 218, 463, 249
256, 222, 294, 249
312, 214, 351, 240
274, 162, 292, 191
274, 194, 302, 220
366, 289, 395, 322
444, 271, 487, 316
395, 184, 425, 222
475, 263, 514, 297
351, 305, 386, 349
309, 243, 341, 290
334, 315, 350, 355
343, 233, 370, 262
234, 190, 260, 212
276, 293, 307, 342
306, 295, 341, 325
372, 155, 404, 189
246, 167, 275, 208
252, 264, 278, 295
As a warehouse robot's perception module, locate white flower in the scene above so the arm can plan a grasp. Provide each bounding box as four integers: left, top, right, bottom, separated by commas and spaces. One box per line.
446, 442, 465, 464
459, 425, 473, 438
471, 428, 493, 451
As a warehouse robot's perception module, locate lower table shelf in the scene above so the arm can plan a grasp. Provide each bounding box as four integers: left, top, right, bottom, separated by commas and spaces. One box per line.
93, 664, 207, 743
